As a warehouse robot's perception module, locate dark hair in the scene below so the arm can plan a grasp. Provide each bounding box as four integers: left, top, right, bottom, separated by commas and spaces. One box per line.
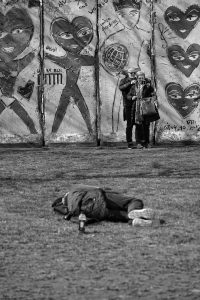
113, 0, 142, 11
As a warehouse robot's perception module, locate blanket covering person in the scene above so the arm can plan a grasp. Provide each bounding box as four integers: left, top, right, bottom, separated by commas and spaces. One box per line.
52, 185, 163, 226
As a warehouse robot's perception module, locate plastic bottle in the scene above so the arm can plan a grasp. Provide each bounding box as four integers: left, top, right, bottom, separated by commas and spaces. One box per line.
78, 212, 86, 233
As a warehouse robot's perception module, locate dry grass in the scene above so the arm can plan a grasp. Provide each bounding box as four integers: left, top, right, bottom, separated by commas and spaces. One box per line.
0, 143, 200, 300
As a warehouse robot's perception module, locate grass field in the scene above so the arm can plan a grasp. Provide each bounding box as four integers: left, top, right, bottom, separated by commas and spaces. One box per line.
0, 143, 200, 300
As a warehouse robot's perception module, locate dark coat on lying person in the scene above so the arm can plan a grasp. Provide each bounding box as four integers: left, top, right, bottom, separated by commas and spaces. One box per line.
52, 185, 144, 223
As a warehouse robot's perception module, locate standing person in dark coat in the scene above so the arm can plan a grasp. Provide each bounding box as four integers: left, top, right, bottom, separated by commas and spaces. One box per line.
127, 70, 155, 149
119, 67, 140, 149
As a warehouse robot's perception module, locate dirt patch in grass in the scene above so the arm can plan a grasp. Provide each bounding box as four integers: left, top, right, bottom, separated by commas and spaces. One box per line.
0, 144, 200, 300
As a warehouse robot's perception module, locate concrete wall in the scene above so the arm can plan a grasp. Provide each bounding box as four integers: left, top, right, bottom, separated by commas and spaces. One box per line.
155, 0, 200, 143
0, 0, 41, 143
0, 0, 200, 144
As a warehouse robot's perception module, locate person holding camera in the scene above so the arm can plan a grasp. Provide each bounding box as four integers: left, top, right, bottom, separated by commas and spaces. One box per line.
119, 67, 140, 149
126, 70, 155, 149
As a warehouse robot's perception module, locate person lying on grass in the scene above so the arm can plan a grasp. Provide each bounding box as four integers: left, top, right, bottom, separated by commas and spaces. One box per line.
52, 185, 165, 226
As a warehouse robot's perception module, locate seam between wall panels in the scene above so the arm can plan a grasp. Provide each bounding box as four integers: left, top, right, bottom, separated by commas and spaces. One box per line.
38, 0, 46, 146
95, 0, 101, 146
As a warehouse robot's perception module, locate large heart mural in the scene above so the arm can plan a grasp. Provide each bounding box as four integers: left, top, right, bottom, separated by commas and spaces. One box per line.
164, 5, 200, 39
165, 82, 200, 118
167, 44, 200, 77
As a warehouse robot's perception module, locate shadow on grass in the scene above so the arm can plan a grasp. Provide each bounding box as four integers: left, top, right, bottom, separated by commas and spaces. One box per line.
0, 165, 199, 185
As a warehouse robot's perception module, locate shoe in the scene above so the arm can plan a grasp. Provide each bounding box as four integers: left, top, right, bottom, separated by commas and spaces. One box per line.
144, 144, 152, 149
128, 143, 134, 149
132, 217, 152, 226
136, 144, 144, 149
128, 208, 156, 220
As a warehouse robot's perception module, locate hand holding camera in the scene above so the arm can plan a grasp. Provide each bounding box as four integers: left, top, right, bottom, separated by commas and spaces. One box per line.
131, 79, 136, 84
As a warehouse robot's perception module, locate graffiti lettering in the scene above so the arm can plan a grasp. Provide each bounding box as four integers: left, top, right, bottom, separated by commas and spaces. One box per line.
88, 0, 108, 14
37, 73, 63, 85
98, 0, 108, 7
46, 45, 57, 52
78, 2, 87, 9
145, 0, 161, 3
187, 120, 196, 125
163, 122, 200, 131
164, 124, 186, 131
88, 6, 96, 14
101, 18, 119, 34
58, 0, 67, 8
2, 0, 19, 5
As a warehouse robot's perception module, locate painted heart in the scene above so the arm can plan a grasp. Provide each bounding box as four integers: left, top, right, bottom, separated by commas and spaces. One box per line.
51, 16, 93, 54
17, 80, 35, 100
165, 82, 200, 118
164, 5, 200, 39
167, 44, 200, 77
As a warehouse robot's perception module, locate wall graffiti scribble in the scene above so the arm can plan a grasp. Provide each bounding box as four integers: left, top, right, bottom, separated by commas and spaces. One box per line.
165, 82, 200, 118
45, 16, 94, 134
167, 44, 200, 77
0, 7, 37, 134
164, 5, 200, 39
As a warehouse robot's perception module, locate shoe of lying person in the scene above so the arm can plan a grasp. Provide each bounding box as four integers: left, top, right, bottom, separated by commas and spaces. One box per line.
128, 208, 156, 220
132, 217, 153, 226
128, 208, 165, 226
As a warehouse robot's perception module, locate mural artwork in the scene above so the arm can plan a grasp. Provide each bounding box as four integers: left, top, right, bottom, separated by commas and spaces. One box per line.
45, 16, 94, 134
165, 82, 200, 118
102, 43, 129, 76
164, 5, 200, 39
101, 0, 144, 76
100, 0, 151, 134
0, 7, 37, 134
167, 44, 200, 77
113, 0, 142, 31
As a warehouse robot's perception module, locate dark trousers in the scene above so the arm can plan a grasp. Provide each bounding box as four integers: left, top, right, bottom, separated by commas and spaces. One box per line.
126, 104, 150, 145
125, 104, 134, 144
52, 186, 144, 223
104, 189, 144, 222
135, 123, 150, 145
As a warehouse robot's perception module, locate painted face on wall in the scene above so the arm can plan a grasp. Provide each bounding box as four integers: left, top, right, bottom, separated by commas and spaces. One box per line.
117, 7, 140, 29
164, 5, 200, 39
167, 44, 200, 77
51, 16, 93, 54
113, 0, 142, 30
165, 82, 200, 118
0, 8, 34, 61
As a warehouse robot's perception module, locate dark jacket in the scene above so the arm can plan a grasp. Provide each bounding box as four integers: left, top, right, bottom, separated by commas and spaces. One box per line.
119, 76, 134, 120
127, 79, 154, 101
126, 79, 155, 124
119, 76, 133, 102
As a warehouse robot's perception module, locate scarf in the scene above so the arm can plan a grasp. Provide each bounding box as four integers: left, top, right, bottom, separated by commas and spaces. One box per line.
135, 83, 144, 124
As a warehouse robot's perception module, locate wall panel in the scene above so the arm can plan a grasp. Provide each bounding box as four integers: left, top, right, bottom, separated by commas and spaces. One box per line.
43, 0, 97, 143
155, 0, 200, 143
0, 0, 41, 143
0, 0, 200, 144
99, 0, 152, 142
